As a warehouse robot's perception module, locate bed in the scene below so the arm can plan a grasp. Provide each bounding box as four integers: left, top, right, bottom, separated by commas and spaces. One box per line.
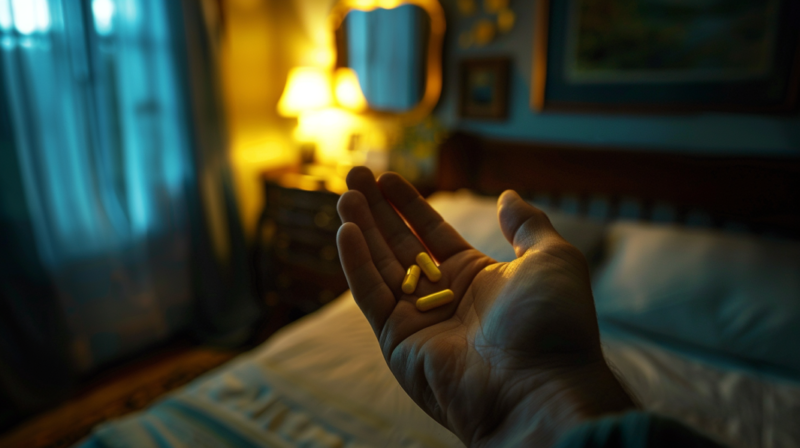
77, 132, 800, 448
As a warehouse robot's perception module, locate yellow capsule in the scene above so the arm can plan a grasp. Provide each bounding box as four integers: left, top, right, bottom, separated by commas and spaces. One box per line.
415, 252, 442, 282
416, 289, 454, 312
402, 265, 421, 294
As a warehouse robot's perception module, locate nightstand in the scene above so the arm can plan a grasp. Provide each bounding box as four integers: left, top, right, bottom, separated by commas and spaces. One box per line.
255, 170, 349, 321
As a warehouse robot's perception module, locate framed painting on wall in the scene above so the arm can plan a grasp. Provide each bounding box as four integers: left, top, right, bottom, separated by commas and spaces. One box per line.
459, 57, 511, 120
531, 0, 800, 113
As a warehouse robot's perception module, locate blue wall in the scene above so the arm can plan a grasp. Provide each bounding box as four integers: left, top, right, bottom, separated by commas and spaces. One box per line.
434, 0, 800, 155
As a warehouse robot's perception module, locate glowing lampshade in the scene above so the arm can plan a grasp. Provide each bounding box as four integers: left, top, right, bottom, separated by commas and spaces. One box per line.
334, 68, 368, 112
277, 67, 333, 117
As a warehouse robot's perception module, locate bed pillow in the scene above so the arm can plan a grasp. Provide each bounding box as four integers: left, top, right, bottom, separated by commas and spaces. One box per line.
593, 222, 800, 378
427, 190, 606, 262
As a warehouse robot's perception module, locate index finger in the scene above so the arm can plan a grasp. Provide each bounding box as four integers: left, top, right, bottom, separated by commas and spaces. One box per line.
377, 172, 473, 262
346, 167, 427, 267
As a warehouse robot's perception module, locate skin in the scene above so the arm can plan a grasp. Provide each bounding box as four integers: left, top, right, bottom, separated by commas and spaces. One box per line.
336, 167, 635, 447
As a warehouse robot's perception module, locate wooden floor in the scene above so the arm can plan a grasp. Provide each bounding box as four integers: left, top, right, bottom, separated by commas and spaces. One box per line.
0, 304, 297, 448
0, 345, 239, 448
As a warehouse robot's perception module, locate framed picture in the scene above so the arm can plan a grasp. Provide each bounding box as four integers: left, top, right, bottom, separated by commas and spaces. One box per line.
531, 0, 800, 113
459, 58, 511, 119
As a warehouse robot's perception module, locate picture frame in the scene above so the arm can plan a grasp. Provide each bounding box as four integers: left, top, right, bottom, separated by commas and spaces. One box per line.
531, 0, 800, 113
459, 57, 511, 120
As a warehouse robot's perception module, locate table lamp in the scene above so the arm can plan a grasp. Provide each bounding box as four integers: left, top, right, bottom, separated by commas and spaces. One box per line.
277, 67, 334, 168
277, 65, 370, 181
277, 67, 334, 117
333, 67, 368, 112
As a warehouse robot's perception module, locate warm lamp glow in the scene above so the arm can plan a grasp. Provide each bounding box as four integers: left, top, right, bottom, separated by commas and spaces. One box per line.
312, 49, 336, 68
334, 68, 368, 112
294, 107, 367, 164
349, 0, 378, 9
377, 0, 404, 8
346, 0, 404, 10
277, 67, 334, 117
294, 107, 353, 143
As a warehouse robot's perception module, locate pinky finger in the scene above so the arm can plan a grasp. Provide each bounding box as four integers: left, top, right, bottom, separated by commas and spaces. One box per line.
337, 222, 397, 337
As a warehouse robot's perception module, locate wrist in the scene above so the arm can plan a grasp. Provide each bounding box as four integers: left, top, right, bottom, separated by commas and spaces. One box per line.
469, 359, 636, 448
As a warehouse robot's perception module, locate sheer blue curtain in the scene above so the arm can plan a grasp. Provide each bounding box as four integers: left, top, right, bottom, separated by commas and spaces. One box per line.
0, 0, 255, 426
1, 0, 193, 372
346, 5, 424, 111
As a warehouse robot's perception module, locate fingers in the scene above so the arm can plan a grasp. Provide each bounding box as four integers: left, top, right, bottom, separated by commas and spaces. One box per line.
377, 172, 472, 262
497, 190, 560, 258
346, 167, 426, 267
337, 190, 405, 293
336, 222, 396, 336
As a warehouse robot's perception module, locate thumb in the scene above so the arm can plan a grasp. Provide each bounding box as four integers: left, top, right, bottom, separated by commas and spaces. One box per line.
497, 190, 561, 258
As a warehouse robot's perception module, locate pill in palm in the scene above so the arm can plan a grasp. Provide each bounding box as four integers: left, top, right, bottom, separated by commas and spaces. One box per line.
402, 265, 421, 294
416, 289, 454, 312
415, 252, 441, 282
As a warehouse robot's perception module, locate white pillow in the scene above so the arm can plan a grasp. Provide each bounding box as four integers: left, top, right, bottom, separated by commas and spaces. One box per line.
593, 222, 800, 378
427, 190, 606, 262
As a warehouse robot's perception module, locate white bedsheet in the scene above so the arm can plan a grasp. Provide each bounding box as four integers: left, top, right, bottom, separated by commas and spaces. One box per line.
601, 328, 800, 448
256, 294, 800, 448
78, 294, 464, 448
80, 292, 800, 448
78, 191, 800, 447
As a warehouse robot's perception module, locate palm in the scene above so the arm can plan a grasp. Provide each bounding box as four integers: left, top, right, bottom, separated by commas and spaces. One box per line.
337, 168, 624, 447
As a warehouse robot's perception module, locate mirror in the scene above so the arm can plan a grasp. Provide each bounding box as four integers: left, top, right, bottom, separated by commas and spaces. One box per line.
341, 5, 428, 112
331, 0, 445, 120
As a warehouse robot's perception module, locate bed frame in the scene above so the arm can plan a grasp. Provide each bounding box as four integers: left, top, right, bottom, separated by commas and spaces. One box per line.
436, 131, 800, 237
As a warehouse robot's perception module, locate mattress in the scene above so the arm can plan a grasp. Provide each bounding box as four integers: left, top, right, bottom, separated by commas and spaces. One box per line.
77, 191, 800, 448
77, 291, 800, 448
78, 294, 464, 448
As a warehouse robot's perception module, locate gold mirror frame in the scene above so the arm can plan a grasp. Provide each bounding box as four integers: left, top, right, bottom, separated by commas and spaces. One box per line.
329, 0, 445, 123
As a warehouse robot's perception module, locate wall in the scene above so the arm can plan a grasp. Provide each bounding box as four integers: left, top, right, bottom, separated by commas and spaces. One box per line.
221, 0, 338, 236
221, 0, 405, 236
435, 0, 800, 155
222, 0, 800, 237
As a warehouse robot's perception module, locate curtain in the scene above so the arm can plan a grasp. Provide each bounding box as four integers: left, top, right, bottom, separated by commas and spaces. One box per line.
0, 0, 256, 428
346, 5, 424, 111
174, 0, 259, 346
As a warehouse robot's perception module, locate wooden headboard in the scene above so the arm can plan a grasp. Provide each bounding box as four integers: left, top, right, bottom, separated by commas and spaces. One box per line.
437, 132, 800, 237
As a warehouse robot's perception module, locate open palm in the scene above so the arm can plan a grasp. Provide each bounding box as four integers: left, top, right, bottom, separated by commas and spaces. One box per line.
336, 167, 633, 447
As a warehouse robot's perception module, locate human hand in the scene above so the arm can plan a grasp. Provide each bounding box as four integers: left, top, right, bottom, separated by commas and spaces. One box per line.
336, 167, 634, 447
